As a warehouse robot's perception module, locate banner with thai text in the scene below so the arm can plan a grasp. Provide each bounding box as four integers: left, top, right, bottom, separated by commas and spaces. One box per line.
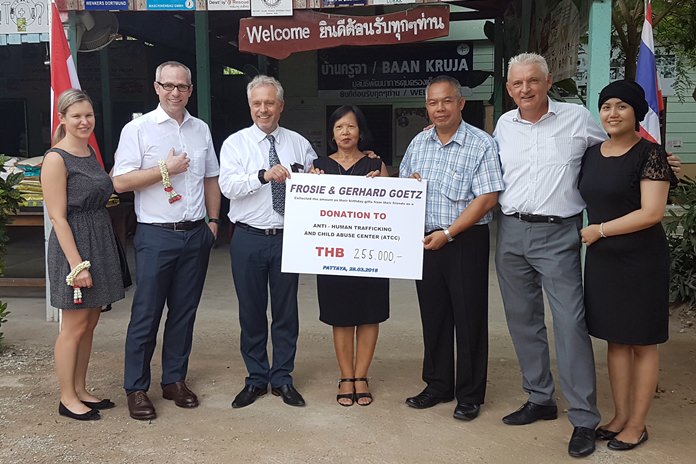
239, 5, 449, 59
282, 173, 426, 280
317, 42, 483, 98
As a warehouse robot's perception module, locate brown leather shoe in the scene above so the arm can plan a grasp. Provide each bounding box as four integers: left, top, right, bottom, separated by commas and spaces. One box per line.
127, 391, 156, 420
162, 381, 199, 408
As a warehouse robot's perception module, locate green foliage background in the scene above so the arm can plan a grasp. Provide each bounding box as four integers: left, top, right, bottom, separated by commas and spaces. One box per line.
0, 155, 24, 346
665, 176, 696, 309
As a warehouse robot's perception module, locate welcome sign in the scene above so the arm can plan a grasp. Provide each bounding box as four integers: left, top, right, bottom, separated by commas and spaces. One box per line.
238, 5, 450, 59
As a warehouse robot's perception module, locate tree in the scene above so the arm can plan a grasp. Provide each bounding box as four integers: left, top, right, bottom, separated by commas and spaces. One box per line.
612, 0, 696, 80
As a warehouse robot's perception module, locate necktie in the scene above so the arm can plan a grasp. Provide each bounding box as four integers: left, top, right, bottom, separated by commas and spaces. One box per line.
267, 134, 285, 215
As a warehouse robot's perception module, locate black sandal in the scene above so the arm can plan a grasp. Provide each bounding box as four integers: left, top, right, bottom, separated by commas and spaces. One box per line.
336, 378, 355, 407
354, 377, 373, 406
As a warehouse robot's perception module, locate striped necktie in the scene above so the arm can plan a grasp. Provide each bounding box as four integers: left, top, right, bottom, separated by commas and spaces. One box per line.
267, 134, 285, 215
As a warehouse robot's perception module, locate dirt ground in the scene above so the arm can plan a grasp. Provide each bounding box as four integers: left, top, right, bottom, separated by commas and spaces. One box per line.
1, 245, 695, 464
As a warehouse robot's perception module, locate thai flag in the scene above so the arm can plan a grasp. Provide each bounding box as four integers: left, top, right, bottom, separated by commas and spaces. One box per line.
50, 2, 104, 166
635, 0, 662, 144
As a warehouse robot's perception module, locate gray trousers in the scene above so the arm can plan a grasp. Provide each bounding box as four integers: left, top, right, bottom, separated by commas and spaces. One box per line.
495, 213, 600, 429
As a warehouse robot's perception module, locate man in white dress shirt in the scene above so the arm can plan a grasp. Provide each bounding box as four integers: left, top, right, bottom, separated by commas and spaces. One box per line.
219, 75, 317, 409
113, 61, 221, 420
495, 54, 682, 457
493, 53, 605, 457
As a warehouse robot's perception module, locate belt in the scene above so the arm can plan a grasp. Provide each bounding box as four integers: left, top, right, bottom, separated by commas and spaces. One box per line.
236, 222, 283, 236
505, 212, 580, 224
147, 219, 205, 231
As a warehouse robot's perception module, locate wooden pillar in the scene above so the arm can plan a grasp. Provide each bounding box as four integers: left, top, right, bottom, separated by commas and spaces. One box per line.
194, 11, 212, 126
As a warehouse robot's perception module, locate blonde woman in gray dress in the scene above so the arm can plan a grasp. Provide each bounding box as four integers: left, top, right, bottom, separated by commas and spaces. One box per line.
42, 89, 124, 421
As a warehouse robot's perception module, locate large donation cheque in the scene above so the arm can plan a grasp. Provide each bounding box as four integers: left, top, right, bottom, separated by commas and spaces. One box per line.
281, 173, 427, 280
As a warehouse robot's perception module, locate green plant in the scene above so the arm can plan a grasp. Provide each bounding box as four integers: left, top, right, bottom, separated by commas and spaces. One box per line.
0, 300, 9, 346
0, 155, 25, 346
665, 176, 696, 309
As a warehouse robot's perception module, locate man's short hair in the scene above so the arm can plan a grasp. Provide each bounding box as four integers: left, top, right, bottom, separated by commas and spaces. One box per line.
507, 53, 549, 79
155, 61, 192, 84
425, 75, 463, 100
247, 75, 284, 102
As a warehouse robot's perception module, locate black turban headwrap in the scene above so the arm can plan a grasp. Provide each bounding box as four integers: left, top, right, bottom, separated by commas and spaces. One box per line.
598, 79, 649, 124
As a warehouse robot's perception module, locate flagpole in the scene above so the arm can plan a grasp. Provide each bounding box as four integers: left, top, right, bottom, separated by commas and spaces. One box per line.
46, 2, 59, 322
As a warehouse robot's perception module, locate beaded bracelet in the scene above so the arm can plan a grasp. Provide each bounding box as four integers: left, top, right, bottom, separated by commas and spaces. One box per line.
65, 261, 91, 305
158, 160, 182, 204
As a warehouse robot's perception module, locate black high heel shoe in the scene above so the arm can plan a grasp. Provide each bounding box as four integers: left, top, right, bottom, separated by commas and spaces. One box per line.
82, 398, 116, 410
336, 378, 355, 407
59, 402, 100, 421
353, 378, 373, 406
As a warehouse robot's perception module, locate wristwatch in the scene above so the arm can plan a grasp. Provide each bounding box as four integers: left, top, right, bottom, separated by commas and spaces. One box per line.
258, 169, 269, 184
443, 228, 455, 242
208, 218, 220, 224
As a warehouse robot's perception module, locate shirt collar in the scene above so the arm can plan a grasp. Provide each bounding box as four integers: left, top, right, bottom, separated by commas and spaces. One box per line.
154, 104, 191, 125
513, 97, 557, 123
427, 120, 467, 146
251, 124, 282, 144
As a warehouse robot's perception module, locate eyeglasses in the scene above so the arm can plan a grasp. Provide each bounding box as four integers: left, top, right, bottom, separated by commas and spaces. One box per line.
156, 81, 192, 92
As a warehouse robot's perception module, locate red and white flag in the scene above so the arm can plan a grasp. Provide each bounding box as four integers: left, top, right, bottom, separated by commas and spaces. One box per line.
50, 2, 104, 166
635, 0, 663, 144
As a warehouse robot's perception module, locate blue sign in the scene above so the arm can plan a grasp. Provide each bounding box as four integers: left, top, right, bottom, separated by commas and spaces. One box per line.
84, 0, 129, 10
147, 0, 196, 10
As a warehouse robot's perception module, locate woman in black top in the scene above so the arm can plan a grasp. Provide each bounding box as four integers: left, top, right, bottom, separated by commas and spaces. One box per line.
312, 105, 389, 406
578, 80, 673, 450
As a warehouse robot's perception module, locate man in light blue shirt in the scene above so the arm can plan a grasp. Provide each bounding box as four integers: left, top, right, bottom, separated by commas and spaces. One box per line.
400, 75, 504, 422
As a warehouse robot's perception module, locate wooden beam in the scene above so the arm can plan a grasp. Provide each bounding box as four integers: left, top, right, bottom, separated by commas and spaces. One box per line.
0, 278, 46, 288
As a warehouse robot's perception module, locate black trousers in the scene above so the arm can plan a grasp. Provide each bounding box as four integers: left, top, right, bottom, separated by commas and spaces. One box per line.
124, 222, 214, 392
415, 224, 489, 404
230, 226, 299, 388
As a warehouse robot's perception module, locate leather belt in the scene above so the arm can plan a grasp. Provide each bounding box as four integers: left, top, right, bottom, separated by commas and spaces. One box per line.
147, 219, 205, 231
506, 212, 580, 224
236, 222, 283, 236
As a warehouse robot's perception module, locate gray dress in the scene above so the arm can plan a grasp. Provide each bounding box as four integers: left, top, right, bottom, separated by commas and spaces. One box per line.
45, 147, 124, 310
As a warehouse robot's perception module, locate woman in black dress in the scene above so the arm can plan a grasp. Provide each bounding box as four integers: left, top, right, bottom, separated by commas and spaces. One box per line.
42, 90, 124, 421
312, 105, 389, 406
578, 80, 673, 450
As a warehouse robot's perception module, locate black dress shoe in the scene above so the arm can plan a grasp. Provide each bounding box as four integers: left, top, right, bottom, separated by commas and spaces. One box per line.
595, 426, 621, 441
81, 399, 116, 410
162, 381, 199, 408
568, 426, 596, 458
405, 390, 454, 409
58, 402, 100, 421
502, 401, 558, 425
231, 384, 267, 408
608, 428, 648, 451
453, 403, 480, 421
272, 384, 306, 407
127, 391, 156, 420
